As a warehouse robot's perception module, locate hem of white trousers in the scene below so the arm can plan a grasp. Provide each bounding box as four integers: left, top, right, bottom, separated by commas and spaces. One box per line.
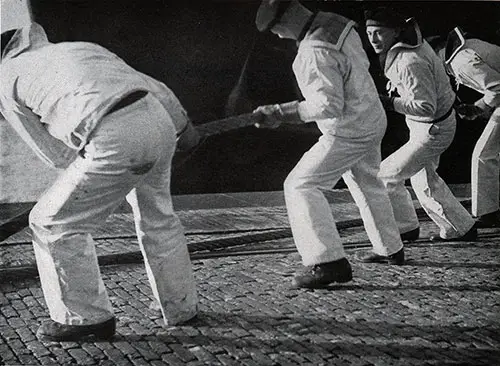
372, 243, 403, 257
389, 245, 404, 256
163, 309, 198, 326
301, 254, 347, 267
442, 221, 475, 239
472, 206, 500, 218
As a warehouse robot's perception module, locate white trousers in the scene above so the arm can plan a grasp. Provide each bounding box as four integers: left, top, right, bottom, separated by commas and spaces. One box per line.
284, 131, 403, 266
472, 107, 500, 217
29, 94, 197, 326
380, 114, 475, 238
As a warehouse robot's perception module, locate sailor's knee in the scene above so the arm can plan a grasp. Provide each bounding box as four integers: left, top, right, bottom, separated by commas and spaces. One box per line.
379, 161, 405, 187
471, 147, 483, 162
377, 168, 393, 187
29, 204, 51, 231
284, 173, 302, 195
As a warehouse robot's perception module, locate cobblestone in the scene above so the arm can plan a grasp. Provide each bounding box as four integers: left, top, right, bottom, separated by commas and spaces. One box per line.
1, 200, 499, 366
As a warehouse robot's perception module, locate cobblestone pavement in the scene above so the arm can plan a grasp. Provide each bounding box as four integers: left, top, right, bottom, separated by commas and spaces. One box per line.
1, 218, 499, 366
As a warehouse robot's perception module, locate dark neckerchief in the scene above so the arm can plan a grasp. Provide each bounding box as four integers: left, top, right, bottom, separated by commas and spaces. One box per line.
297, 12, 317, 42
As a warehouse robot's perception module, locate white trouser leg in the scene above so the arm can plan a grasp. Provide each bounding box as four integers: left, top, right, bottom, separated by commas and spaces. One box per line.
379, 142, 424, 234
30, 146, 139, 325
30, 94, 196, 325
343, 144, 403, 256
126, 145, 197, 326
472, 108, 500, 217
410, 158, 474, 238
380, 117, 474, 238
284, 133, 398, 266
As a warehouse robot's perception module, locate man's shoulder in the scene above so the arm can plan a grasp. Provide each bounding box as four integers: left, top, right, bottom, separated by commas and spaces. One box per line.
304, 11, 356, 49
393, 46, 428, 66
319, 11, 352, 24
51, 40, 109, 53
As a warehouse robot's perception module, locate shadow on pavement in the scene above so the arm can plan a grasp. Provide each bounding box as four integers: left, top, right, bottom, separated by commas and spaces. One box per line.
114, 311, 500, 362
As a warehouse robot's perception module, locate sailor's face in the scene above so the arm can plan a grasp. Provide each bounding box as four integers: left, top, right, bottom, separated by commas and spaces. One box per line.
366, 26, 400, 54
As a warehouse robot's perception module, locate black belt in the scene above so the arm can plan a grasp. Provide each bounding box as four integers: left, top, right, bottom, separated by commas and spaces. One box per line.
431, 105, 454, 124
107, 91, 148, 115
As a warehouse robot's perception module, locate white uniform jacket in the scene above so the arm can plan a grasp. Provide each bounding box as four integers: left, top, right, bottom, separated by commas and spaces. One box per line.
0, 23, 190, 169
294, 12, 387, 138
443, 27, 500, 217
444, 28, 500, 109
384, 19, 456, 123
283, 11, 403, 265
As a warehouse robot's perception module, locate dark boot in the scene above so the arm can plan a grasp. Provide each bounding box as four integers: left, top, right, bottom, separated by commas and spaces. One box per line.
429, 226, 478, 242
474, 210, 500, 228
400, 227, 419, 242
36, 317, 116, 342
292, 258, 352, 289
360, 248, 405, 265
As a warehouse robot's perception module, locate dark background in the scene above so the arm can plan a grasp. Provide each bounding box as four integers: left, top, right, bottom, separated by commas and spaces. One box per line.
29, 0, 500, 194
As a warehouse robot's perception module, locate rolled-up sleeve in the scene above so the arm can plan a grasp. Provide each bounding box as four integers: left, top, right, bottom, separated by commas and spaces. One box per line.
392, 62, 437, 118
294, 48, 345, 122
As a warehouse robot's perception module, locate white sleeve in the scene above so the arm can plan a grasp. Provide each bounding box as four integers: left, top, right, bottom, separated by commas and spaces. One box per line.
392, 62, 437, 118
1, 102, 76, 169
294, 48, 345, 122
454, 49, 500, 108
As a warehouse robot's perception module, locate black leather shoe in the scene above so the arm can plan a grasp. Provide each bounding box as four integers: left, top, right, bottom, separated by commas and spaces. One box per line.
360, 248, 405, 265
474, 210, 500, 228
36, 317, 116, 342
292, 258, 352, 289
400, 228, 419, 242
429, 227, 478, 242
